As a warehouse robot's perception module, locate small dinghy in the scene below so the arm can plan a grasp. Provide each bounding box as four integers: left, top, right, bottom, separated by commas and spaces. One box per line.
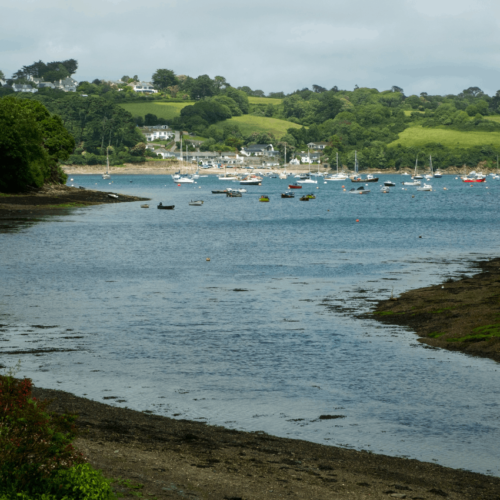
299, 195, 309, 201
288, 183, 302, 189
108, 193, 118, 199
349, 186, 370, 194
281, 192, 295, 198
157, 203, 174, 210
380, 186, 390, 193
189, 200, 204, 206
259, 195, 270, 202
305, 193, 316, 199
416, 183, 433, 191
212, 189, 228, 194
140, 204, 149, 208
384, 181, 396, 187
226, 191, 242, 197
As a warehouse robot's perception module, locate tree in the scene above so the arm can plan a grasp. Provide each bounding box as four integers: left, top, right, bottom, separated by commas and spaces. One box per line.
190, 75, 217, 100
0, 70, 5, 80
312, 84, 327, 93
121, 75, 130, 82
0, 97, 73, 192
152, 69, 178, 90
391, 86, 403, 93
214, 76, 230, 92
224, 87, 249, 114
167, 85, 179, 97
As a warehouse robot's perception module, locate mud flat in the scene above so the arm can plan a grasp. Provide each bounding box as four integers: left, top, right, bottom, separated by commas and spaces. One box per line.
372, 258, 500, 363
31, 385, 500, 500
0, 184, 148, 216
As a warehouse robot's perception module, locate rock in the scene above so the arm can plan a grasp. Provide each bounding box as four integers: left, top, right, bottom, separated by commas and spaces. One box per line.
390, 494, 406, 499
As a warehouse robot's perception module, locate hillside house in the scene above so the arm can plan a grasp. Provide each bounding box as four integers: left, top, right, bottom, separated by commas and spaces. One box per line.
12, 84, 38, 93
154, 148, 177, 159
307, 142, 328, 150
139, 127, 174, 141
129, 82, 157, 94
240, 144, 280, 157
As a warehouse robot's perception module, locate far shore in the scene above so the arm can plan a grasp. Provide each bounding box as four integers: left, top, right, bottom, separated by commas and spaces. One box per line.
62, 162, 481, 176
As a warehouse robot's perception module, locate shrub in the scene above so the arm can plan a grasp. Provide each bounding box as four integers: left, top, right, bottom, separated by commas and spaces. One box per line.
0, 375, 84, 492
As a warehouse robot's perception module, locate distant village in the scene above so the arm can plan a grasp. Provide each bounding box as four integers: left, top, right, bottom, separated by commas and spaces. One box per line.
0, 74, 328, 167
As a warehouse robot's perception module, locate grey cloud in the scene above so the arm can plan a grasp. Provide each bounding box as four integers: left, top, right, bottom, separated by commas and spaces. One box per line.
1, 0, 499, 95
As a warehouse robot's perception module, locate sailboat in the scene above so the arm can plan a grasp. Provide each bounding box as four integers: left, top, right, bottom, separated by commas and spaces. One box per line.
424, 155, 433, 180
351, 151, 378, 182
412, 155, 423, 179
326, 152, 348, 180
433, 155, 443, 178
297, 156, 317, 184
279, 144, 288, 179
172, 137, 194, 183
102, 148, 111, 179
218, 162, 238, 180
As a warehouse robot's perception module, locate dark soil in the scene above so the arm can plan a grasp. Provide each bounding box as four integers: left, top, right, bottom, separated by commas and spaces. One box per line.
0, 184, 148, 215
32, 386, 500, 500
371, 258, 500, 363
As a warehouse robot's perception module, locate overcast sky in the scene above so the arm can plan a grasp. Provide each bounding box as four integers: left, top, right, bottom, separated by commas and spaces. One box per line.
1, 0, 499, 96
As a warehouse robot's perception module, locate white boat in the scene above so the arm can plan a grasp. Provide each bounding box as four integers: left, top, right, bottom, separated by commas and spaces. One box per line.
417, 183, 433, 191
279, 144, 288, 179
240, 175, 262, 185
384, 180, 396, 187
412, 155, 423, 179
297, 178, 318, 184
349, 186, 370, 194
102, 149, 111, 179
401, 172, 410, 176
189, 200, 204, 206
218, 163, 238, 180
380, 186, 390, 193
326, 152, 349, 180
402, 180, 421, 186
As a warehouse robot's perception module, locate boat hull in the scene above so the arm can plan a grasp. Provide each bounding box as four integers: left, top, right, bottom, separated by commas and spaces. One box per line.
351, 177, 379, 183
463, 178, 486, 183
157, 205, 175, 210
288, 184, 302, 189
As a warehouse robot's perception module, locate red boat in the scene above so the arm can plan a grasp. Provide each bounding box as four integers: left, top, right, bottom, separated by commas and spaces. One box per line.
288, 183, 302, 189
462, 177, 486, 183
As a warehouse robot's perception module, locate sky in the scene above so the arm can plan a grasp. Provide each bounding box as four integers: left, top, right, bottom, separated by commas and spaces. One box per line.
1, 0, 500, 96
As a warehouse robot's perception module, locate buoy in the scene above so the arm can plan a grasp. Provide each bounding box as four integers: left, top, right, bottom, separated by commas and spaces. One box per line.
342, 185, 345, 188
316, 186, 319, 189
412, 195, 415, 198
343, 188, 346, 191
419, 235, 422, 238
444, 187, 447, 190
70, 178, 74, 181
324, 182, 327, 184
206, 258, 210, 261
178, 184, 181, 186
356, 219, 359, 222
327, 209, 330, 211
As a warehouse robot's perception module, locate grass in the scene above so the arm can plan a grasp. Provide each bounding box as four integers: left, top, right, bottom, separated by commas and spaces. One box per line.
484, 115, 500, 123
248, 97, 283, 106
225, 115, 302, 137
448, 323, 500, 342
427, 332, 447, 338
46, 202, 88, 208
119, 101, 194, 120
390, 124, 500, 148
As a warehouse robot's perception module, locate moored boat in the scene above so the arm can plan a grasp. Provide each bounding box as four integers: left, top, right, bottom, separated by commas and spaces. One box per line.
288, 183, 302, 189
281, 192, 295, 198
157, 203, 174, 209
299, 195, 309, 201
349, 186, 370, 194
259, 195, 270, 202
189, 200, 204, 206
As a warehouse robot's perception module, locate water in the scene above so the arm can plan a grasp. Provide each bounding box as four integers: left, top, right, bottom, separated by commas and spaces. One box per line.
1, 173, 500, 476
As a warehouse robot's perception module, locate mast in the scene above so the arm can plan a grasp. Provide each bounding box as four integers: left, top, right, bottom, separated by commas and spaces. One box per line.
336, 152, 339, 174
415, 154, 418, 177
284, 143, 287, 172
429, 155, 433, 174
180, 134, 183, 164
355, 151, 358, 174
106, 148, 109, 175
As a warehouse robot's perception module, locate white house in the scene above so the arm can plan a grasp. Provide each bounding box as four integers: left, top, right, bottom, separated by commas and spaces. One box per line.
289, 158, 300, 165
307, 142, 328, 150
12, 84, 38, 93
138, 127, 175, 141
240, 144, 280, 157
155, 148, 177, 159
299, 152, 321, 164
54, 77, 78, 92
128, 82, 158, 94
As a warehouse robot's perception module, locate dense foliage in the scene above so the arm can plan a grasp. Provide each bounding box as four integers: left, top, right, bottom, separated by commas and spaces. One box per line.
0, 373, 114, 499
0, 97, 73, 192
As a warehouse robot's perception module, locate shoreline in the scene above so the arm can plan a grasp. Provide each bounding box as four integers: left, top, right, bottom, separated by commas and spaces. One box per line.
371, 258, 500, 363
32, 384, 500, 499
0, 184, 149, 215
62, 163, 477, 176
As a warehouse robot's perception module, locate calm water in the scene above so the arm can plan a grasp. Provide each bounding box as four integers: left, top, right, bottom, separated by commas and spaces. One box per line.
1, 173, 500, 476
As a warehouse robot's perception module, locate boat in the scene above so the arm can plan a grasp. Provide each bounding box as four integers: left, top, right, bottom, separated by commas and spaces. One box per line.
240, 175, 262, 185
304, 193, 316, 199
102, 148, 111, 179
218, 163, 238, 180
259, 195, 270, 202
380, 186, 390, 193
349, 186, 370, 194
299, 195, 310, 201
212, 189, 228, 194
401, 172, 410, 176
281, 192, 295, 198
157, 203, 174, 209
325, 152, 349, 181
189, 200, 204, 206
412, 155, 423, 179
288, 183, 302, 189
433, 170, 443, 178
384, 181, 396, 187
140, 204, 149, 208
227, 191, 242, 197
350, 152, 378, 182
108, 193, 118, 199
462, 171, 486, 183
416, 183, 433, 191
279, 147, 288, 179
402, 180, 421, 186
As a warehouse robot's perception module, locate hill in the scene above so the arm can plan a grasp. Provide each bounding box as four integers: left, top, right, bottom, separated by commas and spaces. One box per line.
389, 124, 500, 149
119, 101, 194, 121
224, 115, 302, 137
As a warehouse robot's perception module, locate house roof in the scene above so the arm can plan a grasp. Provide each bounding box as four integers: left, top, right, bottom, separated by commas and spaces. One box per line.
244, 144, 273, 150
308, 142, 328, 146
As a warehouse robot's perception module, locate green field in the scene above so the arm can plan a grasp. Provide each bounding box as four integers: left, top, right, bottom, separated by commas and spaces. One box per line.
248, 96, 283, 106
225, 115, 301, 137
485, 116, 500, 123
120, 101, 194, 120
390, 125, 500, 148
